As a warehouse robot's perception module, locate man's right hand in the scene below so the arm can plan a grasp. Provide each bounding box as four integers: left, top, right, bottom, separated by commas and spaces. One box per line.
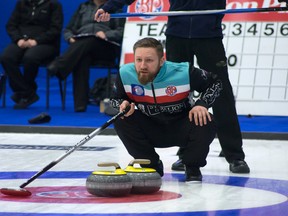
17, 39, 27, 49
69, 38, 76, 43
120, 100, 135, 117
95, 9, 111, 22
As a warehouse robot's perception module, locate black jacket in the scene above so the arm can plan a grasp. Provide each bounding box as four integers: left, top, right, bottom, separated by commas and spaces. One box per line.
101, 0, 225, 38
101, 0, 134, 14
112, 61, 222, 121
166, 0, 225, 39
64, 0, 125, 43
6, 0, 63, 46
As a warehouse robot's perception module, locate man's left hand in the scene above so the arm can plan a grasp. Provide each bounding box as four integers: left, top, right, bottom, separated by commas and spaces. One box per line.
26, 39, 37, 48
189, 106, 211, 126
96, 31, 106, 40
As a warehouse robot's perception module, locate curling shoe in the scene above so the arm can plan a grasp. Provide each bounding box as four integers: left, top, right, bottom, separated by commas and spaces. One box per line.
13, 93, 39, 109
171, 159, 185, 171
185, 166, 202, 183
229, 159, 250, 174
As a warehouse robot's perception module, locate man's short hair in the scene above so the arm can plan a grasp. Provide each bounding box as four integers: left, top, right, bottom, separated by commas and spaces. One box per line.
133, 37, 164, 59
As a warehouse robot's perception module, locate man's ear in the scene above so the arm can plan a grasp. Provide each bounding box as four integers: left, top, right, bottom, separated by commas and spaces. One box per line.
160, 56, 165, 66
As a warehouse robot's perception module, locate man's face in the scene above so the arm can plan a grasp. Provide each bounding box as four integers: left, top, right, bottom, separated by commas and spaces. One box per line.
134, 47, 164, 85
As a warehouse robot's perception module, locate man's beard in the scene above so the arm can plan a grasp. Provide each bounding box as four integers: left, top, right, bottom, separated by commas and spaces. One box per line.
137, 72, 154, 85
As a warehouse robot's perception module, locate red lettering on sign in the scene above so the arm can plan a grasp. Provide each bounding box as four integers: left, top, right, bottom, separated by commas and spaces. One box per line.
127, 0, 288, 22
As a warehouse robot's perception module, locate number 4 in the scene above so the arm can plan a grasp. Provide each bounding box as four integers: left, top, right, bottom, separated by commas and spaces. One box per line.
247, 24, 258, 35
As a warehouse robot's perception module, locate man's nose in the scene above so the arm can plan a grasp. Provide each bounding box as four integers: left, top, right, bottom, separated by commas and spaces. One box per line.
140, 61, 147, 68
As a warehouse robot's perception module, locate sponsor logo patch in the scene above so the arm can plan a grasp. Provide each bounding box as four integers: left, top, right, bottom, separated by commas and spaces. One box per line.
132, 84, 145, 96
165, 86, 177, 96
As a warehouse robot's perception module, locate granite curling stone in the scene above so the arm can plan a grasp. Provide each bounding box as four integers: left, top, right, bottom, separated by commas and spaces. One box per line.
124, 159, 162, 194
86, 162, 132, 197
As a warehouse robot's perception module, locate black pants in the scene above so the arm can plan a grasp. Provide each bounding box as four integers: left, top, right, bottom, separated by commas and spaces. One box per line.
166, 36, 245, 163
53, 37, 117, 108
114, 111, 216, 169
0, 43, 56, 97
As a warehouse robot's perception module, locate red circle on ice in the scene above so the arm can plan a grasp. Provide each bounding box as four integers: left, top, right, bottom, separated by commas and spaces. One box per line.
0, 186, 181, 203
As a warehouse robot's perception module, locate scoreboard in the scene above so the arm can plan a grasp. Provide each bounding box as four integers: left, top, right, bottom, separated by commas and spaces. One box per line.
120, 0, 288, 116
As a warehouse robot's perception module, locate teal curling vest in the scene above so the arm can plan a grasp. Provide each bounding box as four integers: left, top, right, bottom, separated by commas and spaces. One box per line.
119, 61, 191, 117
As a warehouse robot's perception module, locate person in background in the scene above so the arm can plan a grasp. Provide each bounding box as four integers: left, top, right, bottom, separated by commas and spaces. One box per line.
0, 0, 63, 109
110, 37, 222, 182
48, 0, 125, 112
94, 0, 250, 174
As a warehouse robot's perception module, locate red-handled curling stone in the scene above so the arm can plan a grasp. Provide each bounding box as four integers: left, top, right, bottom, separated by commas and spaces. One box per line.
86, 162, 132, 197
124, 159, 162, 194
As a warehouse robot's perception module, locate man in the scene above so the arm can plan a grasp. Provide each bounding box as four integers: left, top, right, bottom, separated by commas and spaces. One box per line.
48, 0, 125, 112
0, 0, 63, 109
111, 37, 222, 182
95, 0, 250, 174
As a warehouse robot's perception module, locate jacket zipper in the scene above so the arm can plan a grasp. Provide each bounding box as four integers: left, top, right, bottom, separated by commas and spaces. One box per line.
151, 82, 168, 122
151, 82, 157, 105
151, 82, 162, 114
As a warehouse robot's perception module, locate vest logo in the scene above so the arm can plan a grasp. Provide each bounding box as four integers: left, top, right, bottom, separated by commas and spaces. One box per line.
132, 84, 145, 96
165, 86, 177, 96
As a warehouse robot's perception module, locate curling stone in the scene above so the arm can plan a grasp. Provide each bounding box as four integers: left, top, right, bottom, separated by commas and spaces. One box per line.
124, 159, 162, 194
86, 162, 132, 197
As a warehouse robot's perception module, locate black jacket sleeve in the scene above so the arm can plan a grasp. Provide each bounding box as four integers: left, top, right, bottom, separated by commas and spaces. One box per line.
105, 14, 126, 43
189, 65, 222, 109
110, 73, 130, 109
63, 4, 82, 41
101, 0, 135, 13
5, 1, 24, 43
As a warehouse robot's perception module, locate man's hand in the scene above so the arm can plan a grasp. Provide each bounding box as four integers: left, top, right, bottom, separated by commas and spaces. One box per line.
26, 39, 37, 48
189, 105, 212, 126
96, 31, 106, 40
18, 39, 38, 48
95, 9, 111, 22
120, 100, 135, 117
69, 38, 76, 43
17, 39, 27, 48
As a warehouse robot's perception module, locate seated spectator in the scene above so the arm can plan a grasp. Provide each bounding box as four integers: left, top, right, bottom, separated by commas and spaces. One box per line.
0, 0, 63, 109
48, 0, 125, 112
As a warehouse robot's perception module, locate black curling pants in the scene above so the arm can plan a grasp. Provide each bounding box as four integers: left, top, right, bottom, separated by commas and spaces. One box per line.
114, 111, 216, 169
0, 43, 56, 97
52, 37, 117, 108
166, 36, 245, 163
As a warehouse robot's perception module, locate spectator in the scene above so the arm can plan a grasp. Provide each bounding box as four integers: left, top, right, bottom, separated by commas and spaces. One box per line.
0, 0, 63, 109
48, 0, 125, 112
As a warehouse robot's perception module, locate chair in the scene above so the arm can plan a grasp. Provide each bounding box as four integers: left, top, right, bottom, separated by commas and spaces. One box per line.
58, 44, 121, 111
59, 58, 120, 111
0, 73, 6, 107
46, 64, 66, 109
1, 35, 61, 109
1, 61, 58, 109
